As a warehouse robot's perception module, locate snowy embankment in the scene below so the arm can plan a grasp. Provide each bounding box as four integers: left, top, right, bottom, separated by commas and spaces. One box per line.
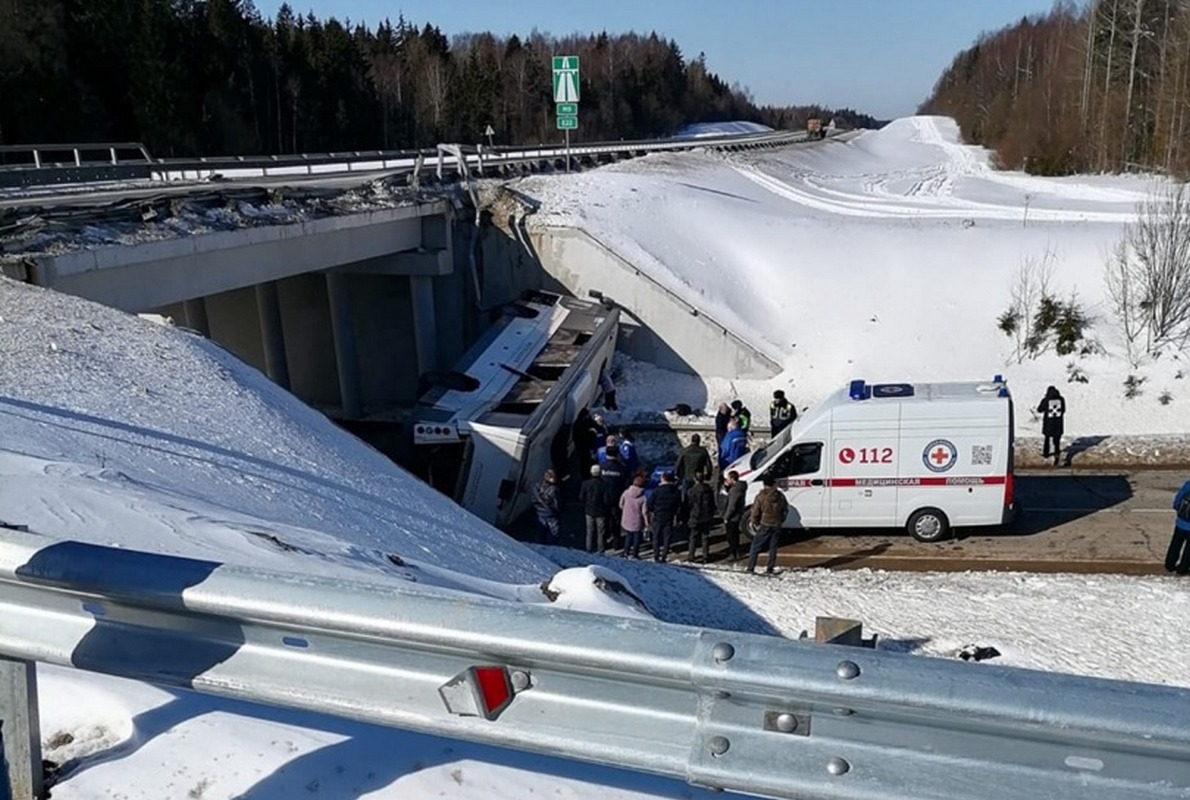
518, 115, 1187, 440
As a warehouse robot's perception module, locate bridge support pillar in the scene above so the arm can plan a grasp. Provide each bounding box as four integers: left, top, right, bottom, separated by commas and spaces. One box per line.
182, 297, 210, 337
254, 281, 290, 390
325, 273, 362, 419
1, 657, 42, 800
410, 275, 438, 376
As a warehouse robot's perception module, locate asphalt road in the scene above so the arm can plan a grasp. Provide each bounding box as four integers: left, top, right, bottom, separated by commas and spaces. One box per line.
526, 469, 1186, 575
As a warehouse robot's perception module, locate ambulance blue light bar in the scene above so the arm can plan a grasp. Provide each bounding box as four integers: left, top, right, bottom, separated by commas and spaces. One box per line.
848, 379, 871, 400
992, 374, 1010, 398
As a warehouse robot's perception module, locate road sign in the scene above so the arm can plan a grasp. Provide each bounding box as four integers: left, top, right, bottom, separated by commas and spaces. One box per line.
556, 103, 578, 116
483, 124, 495, 137
556, 114, 578, 131
552, 55, 580, 103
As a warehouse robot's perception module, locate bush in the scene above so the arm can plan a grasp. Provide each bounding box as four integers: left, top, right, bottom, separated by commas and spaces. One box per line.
1124, 374, 1146, 399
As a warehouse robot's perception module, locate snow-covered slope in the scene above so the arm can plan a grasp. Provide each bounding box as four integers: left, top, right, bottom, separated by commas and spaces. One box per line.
521, 115, 1183, 437
0, 278, 552, 588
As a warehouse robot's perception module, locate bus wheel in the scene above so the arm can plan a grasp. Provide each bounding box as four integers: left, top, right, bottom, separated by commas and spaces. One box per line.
907, 508, 950, 543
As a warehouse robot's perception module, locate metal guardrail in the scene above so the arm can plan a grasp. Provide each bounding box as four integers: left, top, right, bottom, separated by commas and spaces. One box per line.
7, 528, 1181, 800
0, 131, 808, 189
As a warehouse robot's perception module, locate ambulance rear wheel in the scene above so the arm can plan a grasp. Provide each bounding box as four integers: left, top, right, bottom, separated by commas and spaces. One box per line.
907, 508, 950, 543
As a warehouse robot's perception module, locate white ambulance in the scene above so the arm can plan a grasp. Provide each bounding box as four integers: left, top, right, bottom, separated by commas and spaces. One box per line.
725, 377, 1015, 542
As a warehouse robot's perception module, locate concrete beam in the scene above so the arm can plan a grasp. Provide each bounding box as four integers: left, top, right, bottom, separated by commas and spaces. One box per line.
27, 200, 449, 313
410, 275, 438, 375
1, 657, 42, 800
182, 297, 210, 336
338, 249, 451, 277
255, 281, 291, 390
325, 272, 362, 418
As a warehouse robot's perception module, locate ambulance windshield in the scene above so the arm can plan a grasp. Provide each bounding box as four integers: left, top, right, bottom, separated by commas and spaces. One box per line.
750, 424, 794, 470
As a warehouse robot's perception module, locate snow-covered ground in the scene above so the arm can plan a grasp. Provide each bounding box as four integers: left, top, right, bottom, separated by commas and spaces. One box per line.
520, 115, 1184, 439
4, 115, 1190, 799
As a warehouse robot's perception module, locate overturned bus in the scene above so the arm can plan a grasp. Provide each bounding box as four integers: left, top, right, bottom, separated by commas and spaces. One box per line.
410, 290, 619, 528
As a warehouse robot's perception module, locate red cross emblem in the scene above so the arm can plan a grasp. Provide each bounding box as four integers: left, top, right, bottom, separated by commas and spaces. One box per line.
922, 439, 956, 472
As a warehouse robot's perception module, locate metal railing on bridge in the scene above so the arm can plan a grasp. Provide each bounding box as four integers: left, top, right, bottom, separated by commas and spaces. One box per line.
0, 130, 811, 190
1, 526, 1187, 800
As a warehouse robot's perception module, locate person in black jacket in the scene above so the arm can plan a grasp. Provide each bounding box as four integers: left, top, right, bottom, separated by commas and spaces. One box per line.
531, 469, 561, 544
579, 464, 612, 552
685, 471, 717, 563
675, 434, 713, 496
769, 390, 796, 437
714, 402, 731, 448
722, 469, 747, 561
1037, 385, 1066, 466
646, 471, 683, 563
600, 452, 627, 550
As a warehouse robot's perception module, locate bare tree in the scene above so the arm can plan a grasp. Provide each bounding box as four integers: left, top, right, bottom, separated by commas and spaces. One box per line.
1105, 182, 1190, 359
999, 247, 1057, 363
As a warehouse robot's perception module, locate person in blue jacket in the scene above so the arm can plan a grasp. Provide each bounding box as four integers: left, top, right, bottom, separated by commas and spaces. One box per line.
719, 419, 749, 471
1166, 479, 1190, 575
617, 427, 640, 475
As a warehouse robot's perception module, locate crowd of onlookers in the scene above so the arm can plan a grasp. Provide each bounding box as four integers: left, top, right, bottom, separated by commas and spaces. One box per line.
529, 389, 801, 573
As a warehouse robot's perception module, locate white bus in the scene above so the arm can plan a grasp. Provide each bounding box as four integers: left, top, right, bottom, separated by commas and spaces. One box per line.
410, 290, 619, 528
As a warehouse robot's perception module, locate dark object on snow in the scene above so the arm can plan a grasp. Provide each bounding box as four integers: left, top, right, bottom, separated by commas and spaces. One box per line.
669, 402, 694, 416
957, 644, 1002, 662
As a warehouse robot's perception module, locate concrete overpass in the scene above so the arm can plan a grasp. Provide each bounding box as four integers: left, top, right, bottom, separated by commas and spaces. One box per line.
11, 196, 468, 421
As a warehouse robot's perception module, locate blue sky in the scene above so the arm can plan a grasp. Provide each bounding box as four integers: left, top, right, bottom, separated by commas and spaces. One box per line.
259, 0, 1057, 119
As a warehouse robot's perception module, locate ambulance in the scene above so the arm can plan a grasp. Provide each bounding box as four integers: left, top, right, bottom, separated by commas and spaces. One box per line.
725, 377, 1015, 542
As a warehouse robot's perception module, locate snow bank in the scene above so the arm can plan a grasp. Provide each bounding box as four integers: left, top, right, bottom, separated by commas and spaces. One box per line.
518, 115, 1188, 438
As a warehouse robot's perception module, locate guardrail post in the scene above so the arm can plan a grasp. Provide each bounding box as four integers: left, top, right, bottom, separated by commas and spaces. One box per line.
0, 657, 42, 800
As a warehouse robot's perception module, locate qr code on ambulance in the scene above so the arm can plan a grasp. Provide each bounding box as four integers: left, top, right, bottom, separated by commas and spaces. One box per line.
971, 445, 993, 465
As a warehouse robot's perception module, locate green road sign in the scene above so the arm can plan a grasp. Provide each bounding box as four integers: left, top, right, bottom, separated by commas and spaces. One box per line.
552, 55, 580, 103
556, 114, 578, 130
556, 102, 578, 116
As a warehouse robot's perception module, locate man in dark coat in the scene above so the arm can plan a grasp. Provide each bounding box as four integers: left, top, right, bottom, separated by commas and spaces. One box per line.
675, 433, 713, 494
646, 471, 683, 563
1037, 385, 1066, 466
579, 464, 612, 552
531, 469, 561, 544
769, 390, 796, 437
685, 471, 717, 563
600, 451, 627, 550
714, 402, 731, 448
722, 469, 747, 561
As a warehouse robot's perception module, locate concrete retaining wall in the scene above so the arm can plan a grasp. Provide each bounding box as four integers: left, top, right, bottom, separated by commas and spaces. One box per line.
526, 225, 781, 378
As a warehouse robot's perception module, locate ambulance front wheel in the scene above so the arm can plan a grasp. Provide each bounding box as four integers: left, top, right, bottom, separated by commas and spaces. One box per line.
907, 507, 951, 543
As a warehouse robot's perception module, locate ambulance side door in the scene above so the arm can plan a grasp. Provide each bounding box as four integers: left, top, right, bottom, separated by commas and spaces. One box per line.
830, 426, 901, 527
764, 441, 826, 528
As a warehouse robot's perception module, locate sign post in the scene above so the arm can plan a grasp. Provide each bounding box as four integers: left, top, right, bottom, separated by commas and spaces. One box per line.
552, 55, 580, 171
483, 124, 495, 148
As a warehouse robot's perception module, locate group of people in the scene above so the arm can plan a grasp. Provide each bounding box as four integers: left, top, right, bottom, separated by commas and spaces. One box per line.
530, 388, 802, 574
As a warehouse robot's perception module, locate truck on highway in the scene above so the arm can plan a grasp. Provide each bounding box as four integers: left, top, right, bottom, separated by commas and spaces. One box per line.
723, 377, 1015, 542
